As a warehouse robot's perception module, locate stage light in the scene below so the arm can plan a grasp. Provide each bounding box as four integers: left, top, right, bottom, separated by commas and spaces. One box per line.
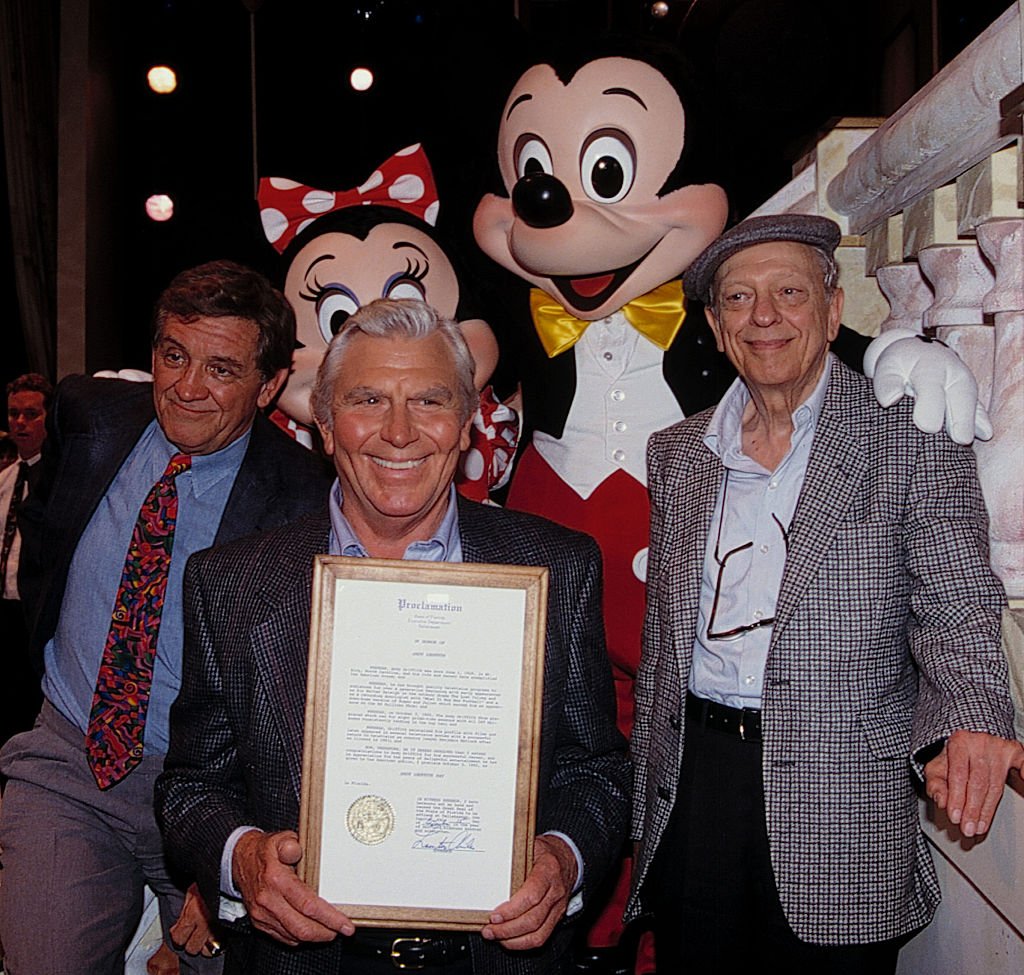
350, 67, 374, 92
651, 1, 670, 17
147, 65, 177, 94
145, 194, 175, 222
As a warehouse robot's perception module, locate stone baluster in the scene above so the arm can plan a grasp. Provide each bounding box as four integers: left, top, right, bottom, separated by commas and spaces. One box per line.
917, 243, 996, 407
874, 262, 933, 334
974, 218, 1024, 598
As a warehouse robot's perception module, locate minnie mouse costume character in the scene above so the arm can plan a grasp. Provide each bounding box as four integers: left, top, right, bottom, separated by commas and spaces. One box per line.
473, 41, 987, 972
259, 144, 517, 499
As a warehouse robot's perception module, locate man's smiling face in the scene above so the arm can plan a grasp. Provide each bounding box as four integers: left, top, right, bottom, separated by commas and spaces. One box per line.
316, 330, 471, 548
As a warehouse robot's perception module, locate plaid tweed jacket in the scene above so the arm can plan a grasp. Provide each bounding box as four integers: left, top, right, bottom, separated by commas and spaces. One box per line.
156, 497, 630, 975
627, 359, 1012, 945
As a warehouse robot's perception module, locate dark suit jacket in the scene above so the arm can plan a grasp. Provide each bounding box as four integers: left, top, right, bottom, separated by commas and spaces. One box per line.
628, 360, 1012, 944
156, 498, 630, 975
18, 375, 333, 677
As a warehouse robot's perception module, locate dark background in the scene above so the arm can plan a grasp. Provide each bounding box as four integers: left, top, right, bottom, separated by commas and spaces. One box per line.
0, 0, 1013, 391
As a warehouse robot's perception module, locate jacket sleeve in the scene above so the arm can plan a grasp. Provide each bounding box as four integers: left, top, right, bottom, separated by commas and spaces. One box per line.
155, 553, 255, 918
536, 532, 632, 909
906, 425, 1013, 768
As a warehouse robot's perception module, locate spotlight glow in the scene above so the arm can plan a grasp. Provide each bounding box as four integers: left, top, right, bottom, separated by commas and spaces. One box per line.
145, 194, 175, 222
350, 67, 374, 92
651, 1, 670, 17
147, 65, 177, 94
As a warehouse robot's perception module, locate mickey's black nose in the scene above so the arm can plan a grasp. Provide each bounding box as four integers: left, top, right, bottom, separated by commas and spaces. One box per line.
512, 173, 574, 229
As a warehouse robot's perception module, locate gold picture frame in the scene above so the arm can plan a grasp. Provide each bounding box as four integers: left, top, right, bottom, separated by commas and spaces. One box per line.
298, 556, 548, 930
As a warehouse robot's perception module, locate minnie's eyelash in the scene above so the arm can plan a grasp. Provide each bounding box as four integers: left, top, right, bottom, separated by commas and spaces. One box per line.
397, 257, 427, 282
299, 272, 329, 303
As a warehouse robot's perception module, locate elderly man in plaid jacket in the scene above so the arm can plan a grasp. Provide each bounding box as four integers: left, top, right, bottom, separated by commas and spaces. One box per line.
627, 214, 1023, 974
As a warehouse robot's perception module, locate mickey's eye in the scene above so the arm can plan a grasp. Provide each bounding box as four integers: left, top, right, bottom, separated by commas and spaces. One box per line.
315, 288, 360, 343
580, 130, 636, 204
514, 135, 554, 179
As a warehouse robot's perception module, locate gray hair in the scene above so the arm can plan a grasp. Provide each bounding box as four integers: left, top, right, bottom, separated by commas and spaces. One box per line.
311, 298, 478, 430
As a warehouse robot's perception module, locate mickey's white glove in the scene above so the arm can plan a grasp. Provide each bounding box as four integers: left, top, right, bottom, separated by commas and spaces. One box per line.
863, 329, 992, 445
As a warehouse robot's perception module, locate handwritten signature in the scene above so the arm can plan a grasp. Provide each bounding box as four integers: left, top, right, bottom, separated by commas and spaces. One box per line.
412, 831, 480, 853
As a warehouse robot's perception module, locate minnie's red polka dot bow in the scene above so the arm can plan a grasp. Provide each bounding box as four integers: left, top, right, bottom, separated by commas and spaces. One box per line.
258, 143, 439, 254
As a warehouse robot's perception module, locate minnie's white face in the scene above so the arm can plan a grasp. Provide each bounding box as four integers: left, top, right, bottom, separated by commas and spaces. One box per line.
278, 224, 461, 426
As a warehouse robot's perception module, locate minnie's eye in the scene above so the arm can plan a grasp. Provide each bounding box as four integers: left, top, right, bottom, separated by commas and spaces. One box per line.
580, 131, 636, 204
514, 135, 554, 180
315, 289, 359, 343
386, 279, 426, 301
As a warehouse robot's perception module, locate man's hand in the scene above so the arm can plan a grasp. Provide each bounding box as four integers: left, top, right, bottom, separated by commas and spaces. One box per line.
233, 830, 354, 946
481, 834, 578, 950
864, 329, 992, 445
924, 730, 1024, 836
170, 882, 220, 957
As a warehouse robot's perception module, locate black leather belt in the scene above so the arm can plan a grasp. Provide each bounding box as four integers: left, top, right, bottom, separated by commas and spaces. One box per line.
686, 692, 762, 742
346, 932, 471, 970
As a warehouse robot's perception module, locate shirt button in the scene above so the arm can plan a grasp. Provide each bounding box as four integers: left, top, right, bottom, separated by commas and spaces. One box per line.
753, 609, 763, 620
743, 675, 756, 686
701, 369, 710, 377
612, 449, 626, 463
613, 420, 627, 433
768, 481, 778, 490
611, 389, 626, 402
603, 351, 614, 361
759, 544, 769, 554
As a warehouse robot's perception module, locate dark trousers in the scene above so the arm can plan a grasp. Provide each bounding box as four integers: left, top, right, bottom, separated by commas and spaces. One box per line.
648, 711, 905, 975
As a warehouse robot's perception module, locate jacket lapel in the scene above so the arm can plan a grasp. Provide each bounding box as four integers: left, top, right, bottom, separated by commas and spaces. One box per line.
772, 362, 870, 638
248, 514, 331, 798
665, 432, 722, 686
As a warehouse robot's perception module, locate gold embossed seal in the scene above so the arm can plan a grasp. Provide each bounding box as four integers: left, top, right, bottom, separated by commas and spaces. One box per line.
346, 795, 395, 846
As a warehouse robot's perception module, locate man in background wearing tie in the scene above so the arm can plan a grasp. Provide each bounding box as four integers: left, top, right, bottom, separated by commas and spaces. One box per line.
0, 261, 331, 975
0, 372, 52, 749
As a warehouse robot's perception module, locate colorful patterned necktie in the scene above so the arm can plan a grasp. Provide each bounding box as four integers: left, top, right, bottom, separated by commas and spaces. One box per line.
86, 452, 191, 789
0, 461, 29, 596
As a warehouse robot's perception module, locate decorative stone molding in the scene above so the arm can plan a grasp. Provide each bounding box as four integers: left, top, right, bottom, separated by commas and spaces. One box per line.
827, 5, 1022, 234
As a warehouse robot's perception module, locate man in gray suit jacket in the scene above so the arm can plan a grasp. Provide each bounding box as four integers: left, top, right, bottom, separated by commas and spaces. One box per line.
627, 215, 1023, 973
156, 298, 630, 974
0, 261, 332, 975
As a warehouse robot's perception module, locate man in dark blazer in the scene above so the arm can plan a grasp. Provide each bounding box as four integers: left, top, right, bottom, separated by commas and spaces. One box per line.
156, 298, 630, 974
627, 215, 1023, 974
0, 261, 332, 975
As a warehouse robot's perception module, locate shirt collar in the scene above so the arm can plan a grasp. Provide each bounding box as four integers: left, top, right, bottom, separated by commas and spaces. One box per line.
704, 353, 834, 466
153, 421, 252, 498
327, 481, 463, 562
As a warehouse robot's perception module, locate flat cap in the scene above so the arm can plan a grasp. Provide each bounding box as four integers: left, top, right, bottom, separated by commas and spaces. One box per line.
683, 214, 841, 305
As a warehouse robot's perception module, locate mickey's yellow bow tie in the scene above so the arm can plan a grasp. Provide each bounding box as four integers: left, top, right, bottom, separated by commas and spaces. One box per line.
529, 280, 687, 358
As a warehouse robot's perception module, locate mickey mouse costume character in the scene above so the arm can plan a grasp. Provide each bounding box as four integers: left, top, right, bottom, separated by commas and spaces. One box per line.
473, 39, 988, 972
259, 144, 517, 499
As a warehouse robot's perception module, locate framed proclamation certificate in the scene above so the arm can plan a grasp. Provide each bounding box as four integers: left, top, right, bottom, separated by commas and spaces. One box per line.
298, 556, 549, 930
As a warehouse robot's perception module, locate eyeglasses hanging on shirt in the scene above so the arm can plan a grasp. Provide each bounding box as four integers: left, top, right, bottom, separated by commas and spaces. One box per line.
705, 469, 791, 641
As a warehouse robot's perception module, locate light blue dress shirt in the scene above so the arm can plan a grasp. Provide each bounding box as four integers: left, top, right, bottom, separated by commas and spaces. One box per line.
689, 355, 834, 710
42, 419, 249, 755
